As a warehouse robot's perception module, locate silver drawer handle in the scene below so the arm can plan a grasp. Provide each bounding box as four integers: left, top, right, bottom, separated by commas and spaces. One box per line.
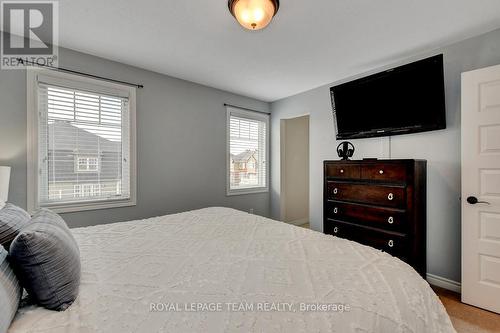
333, 188, 338, 194
379, 170, 384, 174
387, 193, 394, 201
333, 207, 338, 214
388, 216, 394, 224
340, 169, 344, 174
388, 240, 394, 248
333, 227, 338, 233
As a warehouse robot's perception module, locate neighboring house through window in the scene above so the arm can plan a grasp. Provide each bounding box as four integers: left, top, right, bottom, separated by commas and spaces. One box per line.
226, 106, 269, 195
27, 68, 137, 213
73, 184, 102, 198
76, 156, 99, 172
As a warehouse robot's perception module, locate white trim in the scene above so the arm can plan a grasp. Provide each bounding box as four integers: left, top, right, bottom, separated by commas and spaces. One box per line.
226, 106, 269, 196
39, 198, 136, 214
226, 188, 269, 196
426, 273, 461, 293
26, 67, 137, 214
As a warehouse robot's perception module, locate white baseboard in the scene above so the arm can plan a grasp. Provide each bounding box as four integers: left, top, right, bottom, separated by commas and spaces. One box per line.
286, 218, 309, 226
426, 273, 461, 293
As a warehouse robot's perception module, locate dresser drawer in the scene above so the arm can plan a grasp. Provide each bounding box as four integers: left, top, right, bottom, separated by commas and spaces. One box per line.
326, 220, 408, 257
327, 182, 406, 208
361, 163, 408, 182
326, 201, 407, 231
325, 164, 360, 179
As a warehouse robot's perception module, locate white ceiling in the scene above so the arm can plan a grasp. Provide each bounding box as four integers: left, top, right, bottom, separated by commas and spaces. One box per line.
57, 0, 500, 102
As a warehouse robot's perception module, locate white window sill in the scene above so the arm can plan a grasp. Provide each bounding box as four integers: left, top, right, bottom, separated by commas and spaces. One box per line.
37, 198, 136, 214
226, 188, 269, 196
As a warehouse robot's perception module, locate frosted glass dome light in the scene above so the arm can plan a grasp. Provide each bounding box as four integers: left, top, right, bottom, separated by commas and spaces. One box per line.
228, 0, 279, 30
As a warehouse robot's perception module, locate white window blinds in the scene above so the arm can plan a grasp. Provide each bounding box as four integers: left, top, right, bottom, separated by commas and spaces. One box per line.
227, 107, 269, 194
37, 83, 131, 206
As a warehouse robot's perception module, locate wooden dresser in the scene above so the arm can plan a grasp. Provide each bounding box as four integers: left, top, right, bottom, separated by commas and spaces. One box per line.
323, 159, 426, 277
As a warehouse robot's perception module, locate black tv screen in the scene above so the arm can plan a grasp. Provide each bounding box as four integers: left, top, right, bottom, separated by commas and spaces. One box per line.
331, 55, 446, 139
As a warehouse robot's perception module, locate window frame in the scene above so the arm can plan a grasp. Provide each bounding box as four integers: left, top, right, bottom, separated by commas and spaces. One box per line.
226, 106, 269, 196
27, 67, 137, 214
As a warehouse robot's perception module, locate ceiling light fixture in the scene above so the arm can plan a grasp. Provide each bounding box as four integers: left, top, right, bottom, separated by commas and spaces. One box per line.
228, 0, 279, 31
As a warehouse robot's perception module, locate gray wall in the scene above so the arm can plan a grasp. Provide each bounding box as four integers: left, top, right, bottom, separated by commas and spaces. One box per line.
0, 47, 270, 227
270, 28, 500, 283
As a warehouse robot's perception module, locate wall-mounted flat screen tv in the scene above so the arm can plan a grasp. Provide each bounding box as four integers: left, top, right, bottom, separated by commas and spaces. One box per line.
331, 54, 446, 139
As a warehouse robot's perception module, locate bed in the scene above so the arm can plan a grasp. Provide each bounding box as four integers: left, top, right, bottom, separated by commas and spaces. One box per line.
8, 207, 455, 332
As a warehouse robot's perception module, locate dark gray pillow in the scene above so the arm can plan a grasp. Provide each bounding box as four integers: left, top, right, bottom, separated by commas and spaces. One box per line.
0, 245, 21, 333
30, 208, 78, 242
9, 209, 80, 311
0, 203, 31, 249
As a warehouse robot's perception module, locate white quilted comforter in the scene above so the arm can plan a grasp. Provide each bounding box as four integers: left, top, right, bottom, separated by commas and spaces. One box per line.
9, 207, 455, 333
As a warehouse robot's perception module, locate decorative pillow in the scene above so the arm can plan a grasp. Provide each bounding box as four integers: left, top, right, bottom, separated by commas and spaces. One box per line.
9, 209, 80, 311
0, 245, 21, 333
0, 203, 31, 249
30, 208, 77, 241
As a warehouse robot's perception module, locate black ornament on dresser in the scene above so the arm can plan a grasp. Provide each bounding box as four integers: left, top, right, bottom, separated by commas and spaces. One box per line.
336, 141, 355, 160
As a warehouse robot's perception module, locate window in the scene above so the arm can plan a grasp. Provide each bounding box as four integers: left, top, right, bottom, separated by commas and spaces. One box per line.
226, 106, 269, 195
75, 156, 99, 172
27, 68, 136, 213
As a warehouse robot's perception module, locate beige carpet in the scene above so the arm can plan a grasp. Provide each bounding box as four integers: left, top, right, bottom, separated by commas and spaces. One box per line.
432, 286, 500, 333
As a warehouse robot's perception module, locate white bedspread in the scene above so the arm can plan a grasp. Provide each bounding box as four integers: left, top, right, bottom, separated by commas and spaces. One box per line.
9, 207, 455, 333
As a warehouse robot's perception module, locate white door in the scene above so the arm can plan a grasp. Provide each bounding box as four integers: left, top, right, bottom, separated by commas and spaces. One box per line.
462, 63, 500, 313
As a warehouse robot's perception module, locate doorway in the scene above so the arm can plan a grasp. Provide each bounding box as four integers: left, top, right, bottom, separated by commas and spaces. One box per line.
280, 115, 310, 228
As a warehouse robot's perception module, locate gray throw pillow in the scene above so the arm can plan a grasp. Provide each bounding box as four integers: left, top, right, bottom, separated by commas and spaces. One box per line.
30, 208, 78, 242
9, 209, 80, 311
0, 203, 31, 249
0, 245, 21, 333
